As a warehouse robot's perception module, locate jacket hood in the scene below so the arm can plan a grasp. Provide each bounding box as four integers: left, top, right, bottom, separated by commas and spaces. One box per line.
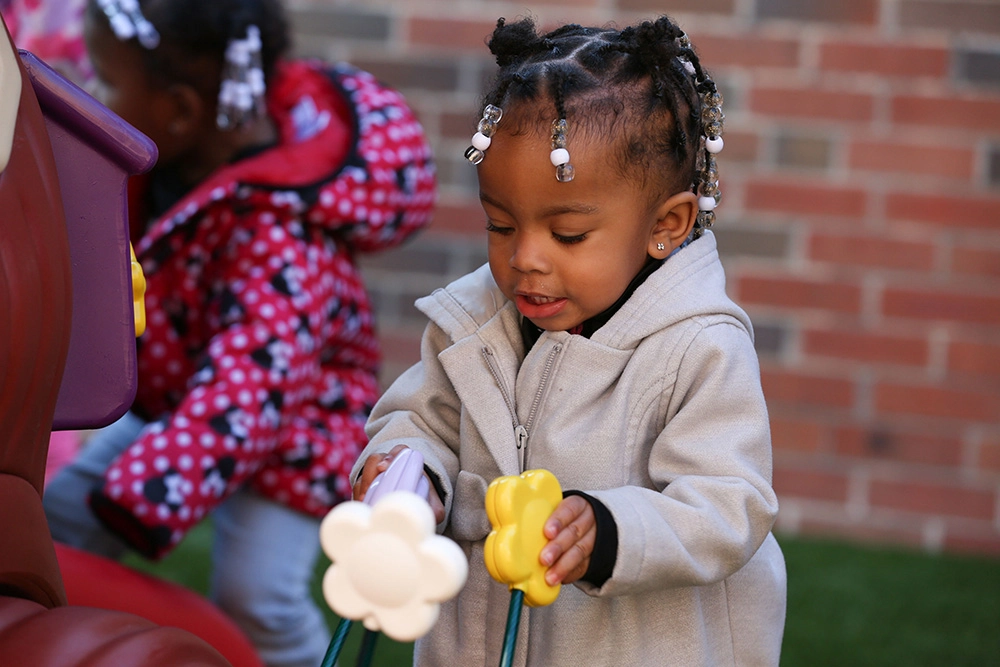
417, 231, 753, 349
137, 60, 436, 256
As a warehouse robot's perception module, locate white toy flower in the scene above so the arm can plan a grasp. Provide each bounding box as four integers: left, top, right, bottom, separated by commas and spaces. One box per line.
320, 490, 467, 642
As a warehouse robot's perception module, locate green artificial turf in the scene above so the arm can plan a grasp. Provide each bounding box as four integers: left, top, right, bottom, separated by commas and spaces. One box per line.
778, 535, 1000, 666
124, 526, 1000, 666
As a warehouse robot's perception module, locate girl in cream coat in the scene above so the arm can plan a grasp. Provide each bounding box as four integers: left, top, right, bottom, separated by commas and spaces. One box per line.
353, 15, 786, 667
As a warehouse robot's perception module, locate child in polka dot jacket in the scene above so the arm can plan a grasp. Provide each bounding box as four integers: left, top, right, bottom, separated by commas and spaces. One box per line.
41, 1, 435, 665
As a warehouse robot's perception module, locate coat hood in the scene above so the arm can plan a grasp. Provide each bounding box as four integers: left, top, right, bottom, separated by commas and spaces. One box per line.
137, 60, 436, 256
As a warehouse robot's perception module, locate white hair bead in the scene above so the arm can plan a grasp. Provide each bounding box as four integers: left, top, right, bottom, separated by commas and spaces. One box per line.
471, 132, 492, 151
699, 196, 717, 211
550, 148, 570, 166
706, 136, 724, 154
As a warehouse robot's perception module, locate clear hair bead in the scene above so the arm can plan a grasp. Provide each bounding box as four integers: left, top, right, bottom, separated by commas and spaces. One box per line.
549, 118, 573, 182
465, 104, 504, 165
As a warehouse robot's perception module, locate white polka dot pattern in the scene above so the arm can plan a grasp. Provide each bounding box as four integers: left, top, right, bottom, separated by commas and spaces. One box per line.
93, 62, 435, 558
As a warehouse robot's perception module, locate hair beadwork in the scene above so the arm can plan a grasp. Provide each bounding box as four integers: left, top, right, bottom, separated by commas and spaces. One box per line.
466, 15, 726, 237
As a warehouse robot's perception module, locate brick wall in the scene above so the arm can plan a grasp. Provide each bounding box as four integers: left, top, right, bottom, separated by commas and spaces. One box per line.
287, 0, 1000, 555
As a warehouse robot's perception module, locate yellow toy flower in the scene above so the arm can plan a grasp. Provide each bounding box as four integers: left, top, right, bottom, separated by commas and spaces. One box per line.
130, 243, 146, 337
484, 469, 562, 607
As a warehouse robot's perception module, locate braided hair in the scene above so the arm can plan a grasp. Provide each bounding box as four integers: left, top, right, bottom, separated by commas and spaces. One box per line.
473, 16, 724, 236
86, 0, 290, 128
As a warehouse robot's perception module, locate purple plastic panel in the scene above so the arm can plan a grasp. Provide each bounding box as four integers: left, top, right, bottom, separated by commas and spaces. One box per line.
18, 51, 157, 430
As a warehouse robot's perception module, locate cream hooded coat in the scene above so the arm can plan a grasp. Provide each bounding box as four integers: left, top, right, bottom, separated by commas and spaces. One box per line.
355, 232, 786, 666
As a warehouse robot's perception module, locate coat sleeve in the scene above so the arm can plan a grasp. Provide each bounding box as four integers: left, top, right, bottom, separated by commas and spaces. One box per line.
582, 320, 779, 597
90, 206, 374, 559
352, 320, 463, 517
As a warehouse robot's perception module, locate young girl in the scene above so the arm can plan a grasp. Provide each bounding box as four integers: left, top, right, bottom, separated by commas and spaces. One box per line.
41, 1, 435, 665
352, 16, 785, 666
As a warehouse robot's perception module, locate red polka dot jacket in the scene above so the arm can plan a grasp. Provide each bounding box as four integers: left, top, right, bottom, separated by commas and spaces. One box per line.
88, 61, 436, 559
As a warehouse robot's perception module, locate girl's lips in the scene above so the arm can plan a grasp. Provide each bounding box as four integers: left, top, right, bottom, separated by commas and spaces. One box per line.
515, 293, 567, 320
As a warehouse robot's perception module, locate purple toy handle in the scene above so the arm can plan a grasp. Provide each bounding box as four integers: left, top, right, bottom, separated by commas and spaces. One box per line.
364, 448, 430, 506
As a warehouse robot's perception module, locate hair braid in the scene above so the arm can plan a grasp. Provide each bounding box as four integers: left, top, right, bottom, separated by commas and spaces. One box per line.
470, 15, 725, 235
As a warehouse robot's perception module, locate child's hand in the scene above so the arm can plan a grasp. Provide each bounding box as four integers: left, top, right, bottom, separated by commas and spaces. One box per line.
351, 445, 445, 523
540, 495, 596, 586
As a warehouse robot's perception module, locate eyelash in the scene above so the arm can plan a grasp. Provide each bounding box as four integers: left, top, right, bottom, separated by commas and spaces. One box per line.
554, 232, 587, 245
485, 221, 513, 235
485, 222, 587, 245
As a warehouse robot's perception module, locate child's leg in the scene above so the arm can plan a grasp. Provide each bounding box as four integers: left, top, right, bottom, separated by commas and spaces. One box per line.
42, 411, 146, 559
209, 488, 332, 667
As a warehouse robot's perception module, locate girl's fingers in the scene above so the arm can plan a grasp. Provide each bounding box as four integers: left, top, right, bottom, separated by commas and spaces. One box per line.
351, 445, 409, 500
540, 497, 597, 585
545, 522, 596, 586
543, 495, 589, 539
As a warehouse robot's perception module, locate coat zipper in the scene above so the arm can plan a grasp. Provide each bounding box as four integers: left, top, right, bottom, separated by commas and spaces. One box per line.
482, 343, 562, 471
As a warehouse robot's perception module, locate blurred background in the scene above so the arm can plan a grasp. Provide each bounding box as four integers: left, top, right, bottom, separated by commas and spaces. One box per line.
285, 0, 1000, 558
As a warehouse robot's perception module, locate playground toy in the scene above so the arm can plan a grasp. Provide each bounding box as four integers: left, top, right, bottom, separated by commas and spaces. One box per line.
0, 13, 258, 664
485, 469, 563, 667
319, 448, 467, 666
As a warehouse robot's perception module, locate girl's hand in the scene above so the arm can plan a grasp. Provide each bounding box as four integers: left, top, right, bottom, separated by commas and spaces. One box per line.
352, 444, 408, 502
351, 444, 446, 524
539, 495, 596, 586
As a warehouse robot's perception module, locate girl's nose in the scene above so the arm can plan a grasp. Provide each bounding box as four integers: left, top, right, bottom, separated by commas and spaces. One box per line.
509, 233, 549, 274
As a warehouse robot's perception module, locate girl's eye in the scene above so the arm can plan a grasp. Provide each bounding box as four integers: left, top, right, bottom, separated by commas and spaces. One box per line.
553, 232, 587, 245
485, 221, 514, 235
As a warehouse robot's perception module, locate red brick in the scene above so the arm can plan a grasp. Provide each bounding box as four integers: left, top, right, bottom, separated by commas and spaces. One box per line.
875, 382, 1000, 423
882, 287, 1000, 325
773, 465, 849, 502
718, 130, 759, 163
770, 415, 825, 453
378, 331, 422, 366
892, 95, 1000, 133
739, 275, 862, 314
980, 435, 1000, 473
761, 368, 855, 408
745, 179, 867, 218
793, 517, 925, 551
869, 478, 996, 521
429, 202, 486, 236
951, 246, 1000, 279
941, 529, 1000, 557
750, 86, 874, 122
440, 110, 477, 140
804, 328, 929, 367
695, 35, 799, 69
900, 1, 1000, 34
809, 233, 935, 271
948, 340, 1000, 378
886, 192, 1000, 230
619, 0, 734, 13
757, 0, 878, 25
407, 17, 497, 50
819, 41, 949, 78
833, 426, 963, 467
848, 141, 974, 179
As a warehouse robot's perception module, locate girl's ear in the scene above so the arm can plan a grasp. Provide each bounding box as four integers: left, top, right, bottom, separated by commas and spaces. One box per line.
648, 191, 698, 257
161, 82, 206, 141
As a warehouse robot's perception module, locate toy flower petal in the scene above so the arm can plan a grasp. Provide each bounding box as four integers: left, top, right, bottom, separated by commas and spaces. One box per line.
319, 490, 468, 642
484, 469, 562, 607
